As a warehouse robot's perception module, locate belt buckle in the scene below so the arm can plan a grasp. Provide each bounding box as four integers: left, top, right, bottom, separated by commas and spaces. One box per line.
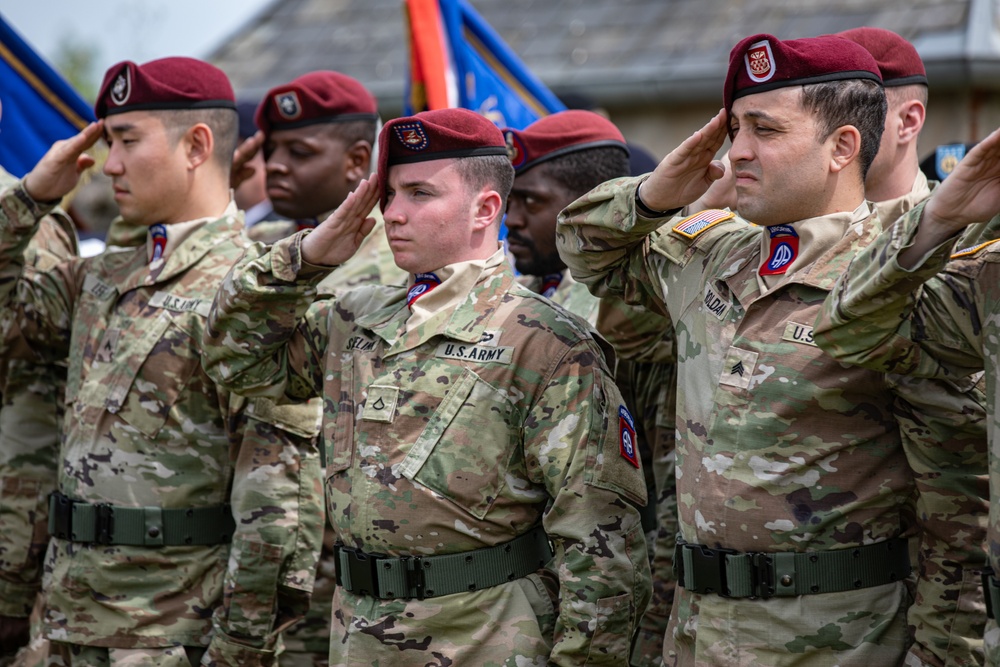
750, 552, 775, 599
686, 544, 736, 597
50, 492, 72, 540
335, 545, 382, 597
94, 503, 115, 545
402, 555, 427, 600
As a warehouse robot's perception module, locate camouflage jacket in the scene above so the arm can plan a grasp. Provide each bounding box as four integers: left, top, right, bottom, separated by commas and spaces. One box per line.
816, 201, 998, 664
0, 168, 79, 618
0, 184, 324, 666
246, 208, 404, 659
519, 268, 601, 325
595, 297, 678, 667
246, 209, 406, 297
202, 233, 652, 666
556, 175, 974, 666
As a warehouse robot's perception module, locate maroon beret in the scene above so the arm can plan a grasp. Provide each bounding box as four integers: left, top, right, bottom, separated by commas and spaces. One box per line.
836, 27, 927, 87
255, 71, 378, 134
502, 110, 628, 173
95, 57, 235, 119
724, 34, 883, 113
377, 108, 508, 210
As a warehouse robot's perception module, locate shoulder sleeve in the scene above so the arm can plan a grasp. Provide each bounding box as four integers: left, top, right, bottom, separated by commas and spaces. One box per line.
202, 232, 333, 403
524, 334, 652, 664
815, 202, 982, 378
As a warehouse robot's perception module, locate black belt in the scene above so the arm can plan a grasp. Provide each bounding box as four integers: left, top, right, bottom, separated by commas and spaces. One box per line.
983, 570, 1000, 619
334, 525, 553, 600
48, 491, 235, 546
675, 536, 910, 598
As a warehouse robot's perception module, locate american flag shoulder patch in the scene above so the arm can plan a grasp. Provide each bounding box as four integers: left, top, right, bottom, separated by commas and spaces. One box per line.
951, 237, 1000, 259
672, 209, 736, 239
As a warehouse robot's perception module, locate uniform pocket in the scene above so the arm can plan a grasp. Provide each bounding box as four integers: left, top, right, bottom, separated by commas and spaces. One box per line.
220, 535, 283, 639
113, 313, 200, 439
323, 363, 354, 474
398, 368, 517, 520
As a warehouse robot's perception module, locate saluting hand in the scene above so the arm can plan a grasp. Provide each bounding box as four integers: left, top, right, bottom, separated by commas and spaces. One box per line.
22, 121, 104, 203
922, 125, 1000, 233
637, 109, 729, 213
231, 131, 264, 190
301, 174, 379, 266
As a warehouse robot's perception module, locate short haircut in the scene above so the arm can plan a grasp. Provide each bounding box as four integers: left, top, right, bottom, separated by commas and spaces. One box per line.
532, 146, 630, 199
800, 78, 886, 180
159, 107, 239, 170
325, 119, 378, 147
886, 83, 928, 109
454, 154, 515, 218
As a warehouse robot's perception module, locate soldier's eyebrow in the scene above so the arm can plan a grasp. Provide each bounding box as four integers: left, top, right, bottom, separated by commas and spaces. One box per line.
396, 178, 435, 191
106, 122, 138, 136
741, 109, 783, 125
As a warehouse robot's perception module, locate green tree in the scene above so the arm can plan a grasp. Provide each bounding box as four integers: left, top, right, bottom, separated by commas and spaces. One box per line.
53, 33, 99, 104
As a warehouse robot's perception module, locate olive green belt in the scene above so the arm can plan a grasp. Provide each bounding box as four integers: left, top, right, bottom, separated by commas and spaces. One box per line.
334, 525, 553, 600
48, 491, 235, 546
675, 536, 910, 598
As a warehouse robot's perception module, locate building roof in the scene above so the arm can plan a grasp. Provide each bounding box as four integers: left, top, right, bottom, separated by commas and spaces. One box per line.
208, 0, 992, 113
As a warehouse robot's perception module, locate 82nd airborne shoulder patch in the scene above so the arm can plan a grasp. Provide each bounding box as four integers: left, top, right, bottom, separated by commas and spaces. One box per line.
618, 405, 640, 468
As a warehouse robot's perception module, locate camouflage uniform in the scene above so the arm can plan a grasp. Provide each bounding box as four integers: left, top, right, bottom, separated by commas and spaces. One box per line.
519, 268, 601, 325
595, 299, 677, 667
202, 235, 652, 666
0, 183, 324, 666
556, 175, 974, 666
875, 175, 989, 667
816, 200, 1000, 664
247, 209, 404, 667
0, 169, 78, 624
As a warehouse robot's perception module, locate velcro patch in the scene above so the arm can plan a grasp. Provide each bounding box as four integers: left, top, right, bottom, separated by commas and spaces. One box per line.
148, 291, 211, 317
362, 385, 399, 423
345, 335, 377, 353
477, 329, 502, 348
94, 328, 120, 365
952, 238, 1000, 259
82, 274, 116, 301
618, 405, 640, 468
719, 346, 758, 390
435, 342, 514, 364
782, 321, 816, 347
672, 209, 735, 239
703, 284, 730, 321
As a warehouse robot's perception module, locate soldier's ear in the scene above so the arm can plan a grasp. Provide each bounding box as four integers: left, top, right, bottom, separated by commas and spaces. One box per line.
828, 125, 861, 175
470, 187, 503, 231
184, 123, 214, 171
344, 140, 372, 184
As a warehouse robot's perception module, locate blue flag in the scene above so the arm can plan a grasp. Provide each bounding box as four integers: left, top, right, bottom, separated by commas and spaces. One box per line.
0, 13, 95, 177
404, 0, 564, 131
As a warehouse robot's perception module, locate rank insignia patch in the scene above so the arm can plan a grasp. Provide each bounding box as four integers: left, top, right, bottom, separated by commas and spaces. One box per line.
394, 121, 429, 151
671, 209, 735, 239
619, 405, 640, 468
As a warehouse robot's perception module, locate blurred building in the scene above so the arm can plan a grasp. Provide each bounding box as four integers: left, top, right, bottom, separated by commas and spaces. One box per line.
208, 0, 1000, 161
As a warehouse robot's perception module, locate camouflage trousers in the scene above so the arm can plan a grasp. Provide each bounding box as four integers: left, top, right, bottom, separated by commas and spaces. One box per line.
664, 581, 910, 666
11, 642, 206, 667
